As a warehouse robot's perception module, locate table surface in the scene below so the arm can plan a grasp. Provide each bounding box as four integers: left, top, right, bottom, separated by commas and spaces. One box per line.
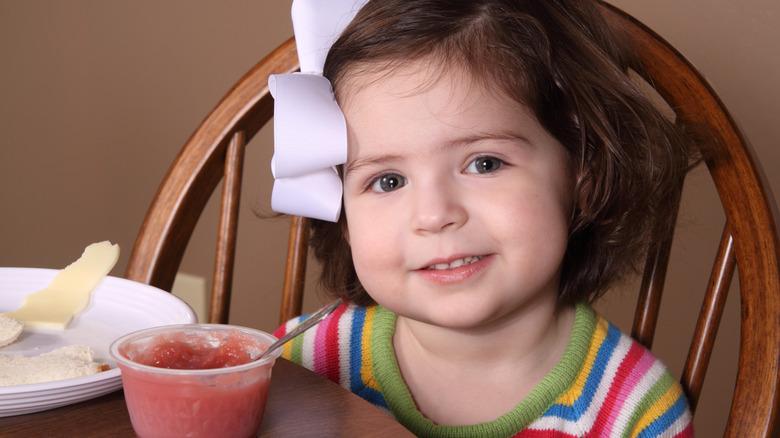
4, 358, 414, 437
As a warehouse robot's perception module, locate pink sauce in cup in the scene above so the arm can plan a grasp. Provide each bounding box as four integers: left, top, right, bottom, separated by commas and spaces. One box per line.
110, 324, 280, 438
135, 329, 258, 369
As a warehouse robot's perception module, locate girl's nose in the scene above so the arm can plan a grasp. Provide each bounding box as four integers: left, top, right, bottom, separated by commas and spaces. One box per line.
410, 177, 468, 233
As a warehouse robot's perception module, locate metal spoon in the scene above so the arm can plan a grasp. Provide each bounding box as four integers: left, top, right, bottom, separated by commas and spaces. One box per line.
254, 298, 342, 361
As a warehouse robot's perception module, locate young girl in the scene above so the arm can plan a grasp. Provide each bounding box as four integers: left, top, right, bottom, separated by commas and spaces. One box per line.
271, 0, 696, 436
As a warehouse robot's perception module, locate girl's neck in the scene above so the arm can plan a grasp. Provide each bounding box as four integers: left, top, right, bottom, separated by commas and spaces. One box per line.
391, 299, 576, 426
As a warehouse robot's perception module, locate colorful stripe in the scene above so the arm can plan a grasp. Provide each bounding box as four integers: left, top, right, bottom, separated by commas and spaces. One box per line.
348, 305, 367, 393
600, 347, 656, 436
360, 305, 378, 392
557, 315, 610, 407
337, 305, 354, 390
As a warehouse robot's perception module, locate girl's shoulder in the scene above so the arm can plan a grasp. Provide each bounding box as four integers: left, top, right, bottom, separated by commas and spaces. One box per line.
272, 301, 384, 378
537, 304, 694, 437
273, 301, 391, 410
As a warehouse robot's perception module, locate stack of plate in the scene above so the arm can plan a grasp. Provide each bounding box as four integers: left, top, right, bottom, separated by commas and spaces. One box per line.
0, 268, 198, 416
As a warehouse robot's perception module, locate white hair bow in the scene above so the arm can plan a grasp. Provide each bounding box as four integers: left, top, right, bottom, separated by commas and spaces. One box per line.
268, 0, 368, 222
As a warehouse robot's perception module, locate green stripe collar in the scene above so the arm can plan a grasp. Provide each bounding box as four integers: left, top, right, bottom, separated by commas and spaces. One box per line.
370, 304, 596, 437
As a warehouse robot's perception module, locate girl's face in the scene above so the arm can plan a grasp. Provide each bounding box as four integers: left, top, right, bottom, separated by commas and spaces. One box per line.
340, 62, 574, 330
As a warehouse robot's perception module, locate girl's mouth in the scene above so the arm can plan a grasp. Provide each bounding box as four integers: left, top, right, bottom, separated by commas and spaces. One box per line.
423, 255, 486, 271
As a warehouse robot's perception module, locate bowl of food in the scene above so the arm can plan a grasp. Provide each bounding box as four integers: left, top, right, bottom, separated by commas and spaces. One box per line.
110, 324, 280, 438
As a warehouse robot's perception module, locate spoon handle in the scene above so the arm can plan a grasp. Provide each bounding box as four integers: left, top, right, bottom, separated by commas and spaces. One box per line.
256, 298, 343, 361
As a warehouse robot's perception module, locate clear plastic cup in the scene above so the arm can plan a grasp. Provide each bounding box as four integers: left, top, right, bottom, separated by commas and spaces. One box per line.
110, 324, 281, 438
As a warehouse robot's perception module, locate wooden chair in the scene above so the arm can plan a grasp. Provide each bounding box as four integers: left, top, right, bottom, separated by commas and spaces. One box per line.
594, 3, 780, 436
125, 2, 780, 436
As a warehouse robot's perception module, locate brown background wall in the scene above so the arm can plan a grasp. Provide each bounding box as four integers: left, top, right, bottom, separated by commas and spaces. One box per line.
1, 1, 777, 435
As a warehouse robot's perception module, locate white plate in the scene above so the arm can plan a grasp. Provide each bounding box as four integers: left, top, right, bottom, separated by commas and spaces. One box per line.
0, 267, 198, 416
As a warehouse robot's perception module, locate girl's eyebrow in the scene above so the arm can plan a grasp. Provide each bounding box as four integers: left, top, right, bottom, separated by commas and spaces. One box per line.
345, 154, 404, 174
446, 131, 533, 148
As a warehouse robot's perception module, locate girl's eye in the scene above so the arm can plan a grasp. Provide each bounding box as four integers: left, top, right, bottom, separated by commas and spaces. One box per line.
466, 156, 503, 174
370, 173, 407, 192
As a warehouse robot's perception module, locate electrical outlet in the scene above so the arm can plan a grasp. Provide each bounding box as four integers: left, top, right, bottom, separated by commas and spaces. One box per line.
171, 273, 208, 323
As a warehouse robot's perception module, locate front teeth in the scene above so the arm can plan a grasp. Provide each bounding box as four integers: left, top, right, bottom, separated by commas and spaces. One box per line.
426, 256, 484, 270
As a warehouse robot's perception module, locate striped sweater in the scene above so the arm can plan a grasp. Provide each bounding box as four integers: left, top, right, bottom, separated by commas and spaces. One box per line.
274, 303, 693, 437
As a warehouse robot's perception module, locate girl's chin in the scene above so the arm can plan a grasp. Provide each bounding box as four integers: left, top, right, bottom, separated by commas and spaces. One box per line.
394, 303, 509, 331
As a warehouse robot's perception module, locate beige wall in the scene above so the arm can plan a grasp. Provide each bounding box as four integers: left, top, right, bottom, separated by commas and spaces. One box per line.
1, 1, 777, 435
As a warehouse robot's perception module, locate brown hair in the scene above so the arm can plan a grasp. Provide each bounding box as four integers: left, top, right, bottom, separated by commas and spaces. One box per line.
308, 0, 697, 306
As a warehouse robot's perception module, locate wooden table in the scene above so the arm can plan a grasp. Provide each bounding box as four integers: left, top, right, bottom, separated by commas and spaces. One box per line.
4, 358, 414, 437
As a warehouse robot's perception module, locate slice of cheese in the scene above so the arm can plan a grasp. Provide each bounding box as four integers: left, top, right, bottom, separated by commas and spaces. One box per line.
1, 241, 119, 330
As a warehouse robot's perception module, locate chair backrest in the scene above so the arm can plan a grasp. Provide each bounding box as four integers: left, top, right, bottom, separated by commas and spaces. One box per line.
594, 3, 780, 436
125, 2, 780, 436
